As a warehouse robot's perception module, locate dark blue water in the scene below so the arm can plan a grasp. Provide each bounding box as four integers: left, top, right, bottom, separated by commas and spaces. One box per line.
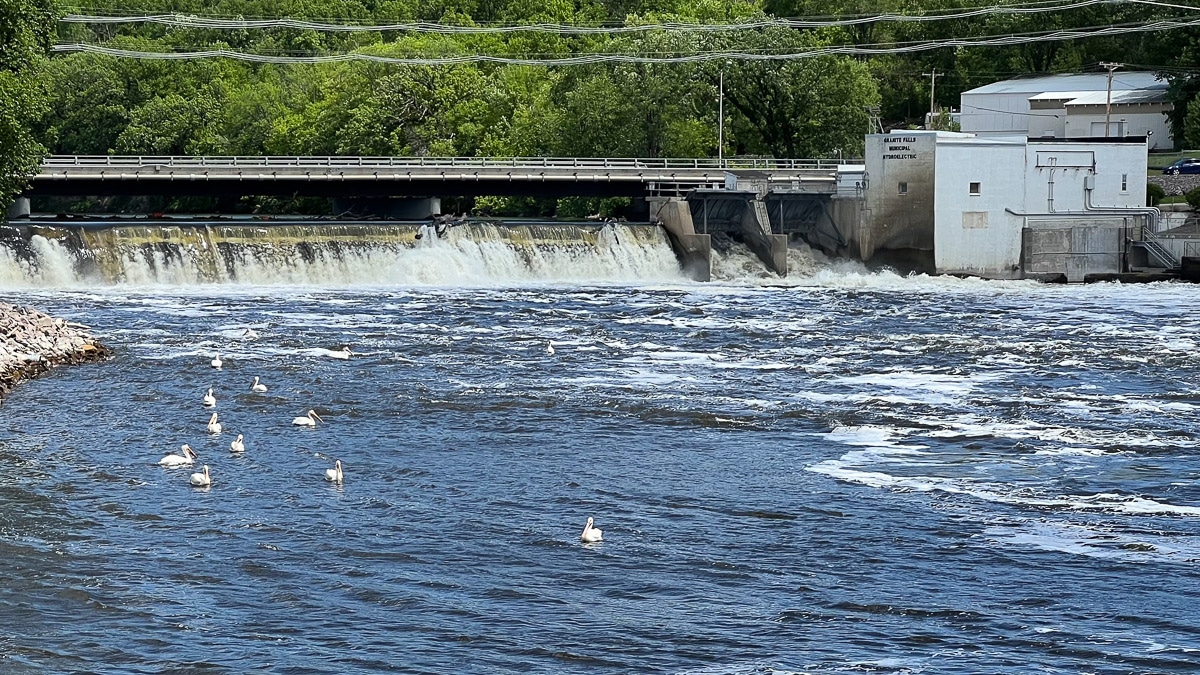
3, 278, 1200, 673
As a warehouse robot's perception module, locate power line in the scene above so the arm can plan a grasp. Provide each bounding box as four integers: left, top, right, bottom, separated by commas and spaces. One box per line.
56, 0, 1156, 35
50, 15, 1200, 65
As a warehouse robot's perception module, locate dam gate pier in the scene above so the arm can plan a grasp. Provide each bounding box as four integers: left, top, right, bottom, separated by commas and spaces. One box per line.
649, 167, 867, 280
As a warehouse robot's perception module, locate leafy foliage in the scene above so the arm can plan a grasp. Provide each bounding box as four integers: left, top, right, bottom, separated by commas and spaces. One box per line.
1186, 185, 1200, 211
1146, 182, 1165, 207
22, 0, 1200, 216
1, 0, 56, 219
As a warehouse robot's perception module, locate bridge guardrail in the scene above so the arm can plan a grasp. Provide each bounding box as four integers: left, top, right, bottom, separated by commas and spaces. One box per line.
43, 155, 860, 172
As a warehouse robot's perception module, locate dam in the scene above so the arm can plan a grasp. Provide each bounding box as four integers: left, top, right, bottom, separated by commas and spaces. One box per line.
12, 139, 1181, 284
6, 155, 867, 284
0, 219, 691, 286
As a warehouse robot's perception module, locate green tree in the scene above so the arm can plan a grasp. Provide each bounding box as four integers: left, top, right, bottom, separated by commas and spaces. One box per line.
116, 93, 217, 155
0, 0, 56, 218
714, 28, 879, 157
1184, 99, 1200, 150
38, 55, 130, 154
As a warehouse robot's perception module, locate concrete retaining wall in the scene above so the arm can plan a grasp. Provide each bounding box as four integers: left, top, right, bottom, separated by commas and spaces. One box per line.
1022, 220, 1130, 282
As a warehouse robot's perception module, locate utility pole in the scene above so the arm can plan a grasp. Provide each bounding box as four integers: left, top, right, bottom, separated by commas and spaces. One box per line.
717, 60, 732, 163
1101, 62, 1123, 137
718, 67, 724, 163
922, 68, 941, 129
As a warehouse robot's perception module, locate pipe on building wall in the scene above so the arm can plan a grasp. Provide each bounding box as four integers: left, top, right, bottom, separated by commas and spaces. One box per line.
1082, 183, 1160, 232
1047, 166, 1055, 213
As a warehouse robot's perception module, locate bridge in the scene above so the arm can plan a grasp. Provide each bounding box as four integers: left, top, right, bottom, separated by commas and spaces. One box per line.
18, 155, 868, 281
31, 155, 850, 199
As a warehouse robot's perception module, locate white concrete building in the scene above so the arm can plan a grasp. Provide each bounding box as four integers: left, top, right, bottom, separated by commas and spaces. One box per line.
866, 131, 1151, 280
960, 72, 1173, 150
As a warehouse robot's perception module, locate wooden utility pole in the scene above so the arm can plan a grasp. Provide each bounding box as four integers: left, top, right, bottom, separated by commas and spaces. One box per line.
922, 68, 942, 129
1101, 62, 1123, 137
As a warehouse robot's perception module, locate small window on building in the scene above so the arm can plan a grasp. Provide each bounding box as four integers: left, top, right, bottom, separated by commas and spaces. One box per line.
1121, 174, 1128, 192
969, 182, 982, 196
898, 182, 908, 196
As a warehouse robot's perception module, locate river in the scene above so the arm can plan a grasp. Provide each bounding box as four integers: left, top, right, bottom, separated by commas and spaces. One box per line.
1, 240, 1199, 673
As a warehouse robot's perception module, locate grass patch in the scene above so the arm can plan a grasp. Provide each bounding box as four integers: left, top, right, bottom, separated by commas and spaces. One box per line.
1149, 150, 1200, 170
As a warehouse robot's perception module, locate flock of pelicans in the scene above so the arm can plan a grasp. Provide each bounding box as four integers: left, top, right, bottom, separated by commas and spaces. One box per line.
157, 337, 603, 543
157, 348, 344, 490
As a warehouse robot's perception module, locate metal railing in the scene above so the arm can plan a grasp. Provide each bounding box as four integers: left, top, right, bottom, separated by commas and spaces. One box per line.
42, 155, 860, 171
1138, 221, 1180, 269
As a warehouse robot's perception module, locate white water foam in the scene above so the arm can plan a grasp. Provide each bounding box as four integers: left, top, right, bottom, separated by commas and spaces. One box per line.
808, 424, 1200, 517
0, 225, 686, 287
709, 240, 1048, 292
984, 520, 1200, 561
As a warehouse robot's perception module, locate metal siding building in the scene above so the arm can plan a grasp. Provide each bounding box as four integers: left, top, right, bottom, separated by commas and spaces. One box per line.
960, 72, 1173, 150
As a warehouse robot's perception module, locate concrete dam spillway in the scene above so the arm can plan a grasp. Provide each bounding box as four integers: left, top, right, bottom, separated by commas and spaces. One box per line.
0, 221, 693, 286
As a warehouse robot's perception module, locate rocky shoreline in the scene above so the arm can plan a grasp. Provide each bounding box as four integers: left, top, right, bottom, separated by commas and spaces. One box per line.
0, 302, 111, 404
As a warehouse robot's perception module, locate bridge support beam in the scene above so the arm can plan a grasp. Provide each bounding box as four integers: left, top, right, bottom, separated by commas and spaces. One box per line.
6, 197, 30, 220
332, 197, 442, 219
650, 197, 710, 281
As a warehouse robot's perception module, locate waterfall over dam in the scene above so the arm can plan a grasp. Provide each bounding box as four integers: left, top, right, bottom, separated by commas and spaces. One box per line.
0, 221, 688, 287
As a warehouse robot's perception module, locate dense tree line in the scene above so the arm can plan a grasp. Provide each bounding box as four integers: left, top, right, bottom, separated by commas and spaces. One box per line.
3, 0, 1200, 216
1, 0, 56, 212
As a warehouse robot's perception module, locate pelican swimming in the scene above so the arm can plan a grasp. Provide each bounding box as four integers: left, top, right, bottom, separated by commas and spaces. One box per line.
325, 459, 343, 483
546, 341, 555, 355
190, 465, 212, 487
207, 412, 222, 434
230, 434, 245, 453
292, 410, 323, 427
242, 328, 260, 340
327, 346, 351, 360
202, 387, 216, 407
159, 444, 197, 467
211, 353, 223, 369
580, 517, 603, 543
250, 376, 267, 393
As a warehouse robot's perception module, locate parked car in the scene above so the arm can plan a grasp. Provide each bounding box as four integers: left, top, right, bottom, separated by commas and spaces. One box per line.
1162, 158, 1200, 174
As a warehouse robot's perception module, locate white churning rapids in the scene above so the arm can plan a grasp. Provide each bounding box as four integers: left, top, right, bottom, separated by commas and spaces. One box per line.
0, 223, 686, 287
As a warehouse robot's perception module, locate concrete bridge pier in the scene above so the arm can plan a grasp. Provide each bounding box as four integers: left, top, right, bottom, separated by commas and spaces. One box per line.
6, 197, 30, 220
650, 197, 711, 281
332, 197, 442, 219
684, 189, 788, 277
740, 198, 788, 276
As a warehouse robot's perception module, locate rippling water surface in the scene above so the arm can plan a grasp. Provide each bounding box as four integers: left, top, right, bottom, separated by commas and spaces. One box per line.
3, 274, 1200, 673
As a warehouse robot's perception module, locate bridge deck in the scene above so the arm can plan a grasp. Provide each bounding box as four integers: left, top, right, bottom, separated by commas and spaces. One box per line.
32, 156, 847, 199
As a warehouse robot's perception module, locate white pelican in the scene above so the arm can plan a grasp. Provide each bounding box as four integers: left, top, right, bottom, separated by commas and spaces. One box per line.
211, 353, 223, 369
250, 376, 267, 393
293, 410, 323, 427
327, 346, 352, 360
230, 434, 245, 453
546, 341, 555, 355
190, 465, 212, 487
202, 387, 216, 407
581, 517, 603, 543
242, 328, 260, 340
207, 412, 222, 434
159, 444, 197, 466
325, 459, 344, 483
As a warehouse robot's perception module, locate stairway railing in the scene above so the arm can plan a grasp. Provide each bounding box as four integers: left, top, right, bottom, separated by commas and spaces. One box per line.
1138, 219, 1180, 269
